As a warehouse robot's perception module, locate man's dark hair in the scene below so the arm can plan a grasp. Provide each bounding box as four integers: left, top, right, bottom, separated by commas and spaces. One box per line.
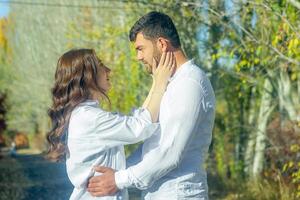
129, 11, 181, 48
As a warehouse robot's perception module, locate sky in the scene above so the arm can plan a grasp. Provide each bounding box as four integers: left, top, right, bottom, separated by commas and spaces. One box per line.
0, 2, 9, 18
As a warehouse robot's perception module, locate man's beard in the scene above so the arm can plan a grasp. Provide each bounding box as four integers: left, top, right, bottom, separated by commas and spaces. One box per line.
146, 48, 161, 74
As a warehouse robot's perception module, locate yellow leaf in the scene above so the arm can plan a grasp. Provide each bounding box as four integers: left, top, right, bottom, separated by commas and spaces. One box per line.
212, 54, 216, 60
290, 144, 300, 152
240, 60, 248, 67
288, 40, 294, 50
283, 23, 289, 32
273, 35, 282, 46
291, 73, 297, 81
289, 161, 294, 168
0, 19, 7, 48
294, 38, 299, 47
283, 163, 288, 172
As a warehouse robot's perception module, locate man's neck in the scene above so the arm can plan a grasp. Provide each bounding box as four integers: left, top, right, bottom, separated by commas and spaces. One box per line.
173, 49, 188, 71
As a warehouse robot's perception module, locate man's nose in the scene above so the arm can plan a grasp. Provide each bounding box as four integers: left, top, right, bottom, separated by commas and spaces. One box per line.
137, 52, 143, 61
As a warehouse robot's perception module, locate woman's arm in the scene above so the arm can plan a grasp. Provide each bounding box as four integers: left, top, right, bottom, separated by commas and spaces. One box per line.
142, 84, 154, 109
142, 52, 175, 122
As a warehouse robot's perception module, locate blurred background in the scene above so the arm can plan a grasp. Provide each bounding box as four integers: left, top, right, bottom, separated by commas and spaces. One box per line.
0, 0, 299, 199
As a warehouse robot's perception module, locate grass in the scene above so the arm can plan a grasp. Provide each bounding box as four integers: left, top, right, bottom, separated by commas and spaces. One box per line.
207, 173, 298, 200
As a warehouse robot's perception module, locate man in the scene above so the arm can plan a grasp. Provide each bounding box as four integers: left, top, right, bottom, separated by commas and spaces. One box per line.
88, 11, 215, 199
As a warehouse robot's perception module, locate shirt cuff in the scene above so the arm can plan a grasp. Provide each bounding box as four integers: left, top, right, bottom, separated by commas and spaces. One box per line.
115, 169, 131, 190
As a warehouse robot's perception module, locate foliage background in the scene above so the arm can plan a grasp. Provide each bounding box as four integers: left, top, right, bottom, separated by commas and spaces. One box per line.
0, 0, 299, 199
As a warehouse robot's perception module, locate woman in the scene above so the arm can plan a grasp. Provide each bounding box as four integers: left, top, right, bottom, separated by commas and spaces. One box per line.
46, 49, 175, 199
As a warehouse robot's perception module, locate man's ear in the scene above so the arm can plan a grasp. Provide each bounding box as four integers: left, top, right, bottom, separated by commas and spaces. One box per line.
157, 37, 169, 52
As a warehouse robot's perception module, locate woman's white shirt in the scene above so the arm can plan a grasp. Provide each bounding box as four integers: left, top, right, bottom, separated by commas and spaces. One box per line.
66, 100, 159, 200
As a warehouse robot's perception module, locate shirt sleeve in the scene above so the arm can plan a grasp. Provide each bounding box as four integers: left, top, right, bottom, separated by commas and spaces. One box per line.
115, 79, 210, 190
68, 107, 159, 148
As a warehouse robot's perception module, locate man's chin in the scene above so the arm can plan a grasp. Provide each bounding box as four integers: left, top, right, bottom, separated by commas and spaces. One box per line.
145, 65, 153, 74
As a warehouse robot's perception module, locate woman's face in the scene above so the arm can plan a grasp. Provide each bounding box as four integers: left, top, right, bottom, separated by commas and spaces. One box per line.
98, 65, 111, 93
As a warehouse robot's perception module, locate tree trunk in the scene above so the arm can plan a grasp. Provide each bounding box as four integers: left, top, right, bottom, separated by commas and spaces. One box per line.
252, 78, 275, 178
278, 68, 297, 120
244, 87, 257, 176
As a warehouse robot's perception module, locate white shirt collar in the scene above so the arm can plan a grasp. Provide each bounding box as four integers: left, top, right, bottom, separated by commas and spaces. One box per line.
169, 59, 193, 82
80, 99, 99, 106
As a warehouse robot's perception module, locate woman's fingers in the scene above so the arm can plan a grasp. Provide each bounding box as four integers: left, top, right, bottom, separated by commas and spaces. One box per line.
152, 58, 157, 73
158, 51, 167, 68
168, 52, 174, 69
163, 51, 171, 67
171, 56, 176, 72
154, 51, 175, 76
163, 52, 174, 71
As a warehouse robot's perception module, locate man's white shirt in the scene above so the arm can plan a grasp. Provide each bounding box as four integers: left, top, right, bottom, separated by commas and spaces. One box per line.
115, 60, 215, 200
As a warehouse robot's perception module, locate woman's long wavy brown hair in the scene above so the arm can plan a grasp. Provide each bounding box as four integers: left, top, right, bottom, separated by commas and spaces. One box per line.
46, 49, 109, 162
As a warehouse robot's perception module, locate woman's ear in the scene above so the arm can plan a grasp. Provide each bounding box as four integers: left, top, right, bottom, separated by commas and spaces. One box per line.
157, 37, 169, 52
